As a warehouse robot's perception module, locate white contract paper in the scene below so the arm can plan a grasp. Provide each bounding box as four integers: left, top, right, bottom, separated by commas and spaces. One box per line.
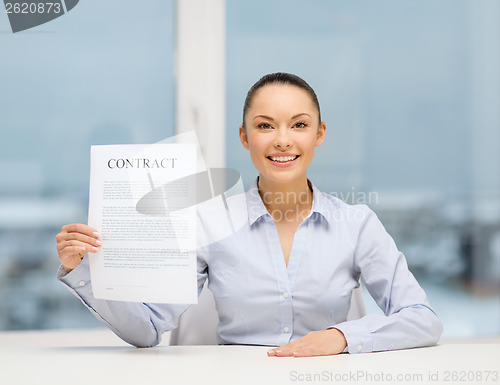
88, 144, 198, 303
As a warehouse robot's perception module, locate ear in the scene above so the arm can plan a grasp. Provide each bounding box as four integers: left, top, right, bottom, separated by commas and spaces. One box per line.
239, 126, 250, 150
315, 122, 326, 147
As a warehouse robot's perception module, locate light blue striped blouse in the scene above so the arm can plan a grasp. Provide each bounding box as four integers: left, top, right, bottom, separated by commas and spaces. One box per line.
59, 178, 442, 353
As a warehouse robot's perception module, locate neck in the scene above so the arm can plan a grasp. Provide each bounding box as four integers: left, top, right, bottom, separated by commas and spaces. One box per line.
257, 175, 313, 221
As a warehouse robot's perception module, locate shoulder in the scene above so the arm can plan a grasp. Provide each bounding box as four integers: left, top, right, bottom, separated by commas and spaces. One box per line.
315, 189, 375, 225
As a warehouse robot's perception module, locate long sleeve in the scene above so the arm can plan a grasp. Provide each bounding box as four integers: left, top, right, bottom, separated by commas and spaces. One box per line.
57, 255, 208, 348
332, 206, 443, 354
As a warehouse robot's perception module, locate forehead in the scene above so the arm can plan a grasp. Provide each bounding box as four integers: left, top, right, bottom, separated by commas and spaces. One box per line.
249, 84, 316, 112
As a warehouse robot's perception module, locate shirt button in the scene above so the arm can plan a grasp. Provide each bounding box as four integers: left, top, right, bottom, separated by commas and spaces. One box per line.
389, 344, 394, 349
356, 345, 363, 352
283, 326, 290, 333
78, 280, 85, 287
283, 291, 289, 299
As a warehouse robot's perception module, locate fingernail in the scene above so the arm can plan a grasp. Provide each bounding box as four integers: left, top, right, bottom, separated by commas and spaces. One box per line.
80, 246, 86, 251
95, 240, 102, 246
267, 349, 274, 355
93, 232, 100, 238
293, 352, 300, 356
92, 246, 98, 252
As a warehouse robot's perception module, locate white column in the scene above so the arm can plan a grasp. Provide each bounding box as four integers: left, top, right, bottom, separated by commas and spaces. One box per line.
175, 0, 226, 168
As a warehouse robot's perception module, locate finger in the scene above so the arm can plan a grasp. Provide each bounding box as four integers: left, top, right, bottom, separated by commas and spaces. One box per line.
267, 343, 289, 356
267, 349, 279, 356
274, 349, 295, 357
57, 238, 94, 253
267, 337, 311, 357
59, 248, 86, 261
59, 245, 87, 263
274, 341, 324, 358
62, 239, 100, 253
68, 240, 99, 254
59, 242, 98, 262
59, 244, 86, 255
61, 223, 100, 238
268, 344, 299, 357
56, 232, 102, 251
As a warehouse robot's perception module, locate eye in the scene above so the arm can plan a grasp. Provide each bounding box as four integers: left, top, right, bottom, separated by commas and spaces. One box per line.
293, 121, 307, 129
257, 122, 273, 130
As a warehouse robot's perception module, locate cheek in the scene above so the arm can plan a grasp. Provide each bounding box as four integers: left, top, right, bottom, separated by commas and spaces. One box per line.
300, 137, 319, 154
249, 145, 266, 164
247, 134, 267, 153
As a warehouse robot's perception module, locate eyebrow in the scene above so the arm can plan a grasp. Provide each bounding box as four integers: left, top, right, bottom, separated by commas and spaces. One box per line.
253, 113, 311, 121
291, 113, 311, 119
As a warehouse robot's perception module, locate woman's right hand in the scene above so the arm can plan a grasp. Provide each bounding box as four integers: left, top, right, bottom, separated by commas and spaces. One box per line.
56, 224, 102, 273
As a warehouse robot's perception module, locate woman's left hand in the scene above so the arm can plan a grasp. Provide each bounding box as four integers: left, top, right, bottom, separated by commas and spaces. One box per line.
267, 328, 347, 357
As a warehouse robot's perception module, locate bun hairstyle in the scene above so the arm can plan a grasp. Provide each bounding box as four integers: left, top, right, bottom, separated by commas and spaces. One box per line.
242, 72, 321, 128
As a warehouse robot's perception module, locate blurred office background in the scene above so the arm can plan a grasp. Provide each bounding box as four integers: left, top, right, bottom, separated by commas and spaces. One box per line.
0, 0, 498, 338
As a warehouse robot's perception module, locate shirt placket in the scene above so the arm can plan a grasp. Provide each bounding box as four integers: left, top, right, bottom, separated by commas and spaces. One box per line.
265, 216, 308, 346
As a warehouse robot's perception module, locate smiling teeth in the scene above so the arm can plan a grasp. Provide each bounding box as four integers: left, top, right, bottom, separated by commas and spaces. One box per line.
269, 155, 297, 162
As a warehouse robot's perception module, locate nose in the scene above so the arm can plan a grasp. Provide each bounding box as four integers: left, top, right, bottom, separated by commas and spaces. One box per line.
274, 127, 292, 149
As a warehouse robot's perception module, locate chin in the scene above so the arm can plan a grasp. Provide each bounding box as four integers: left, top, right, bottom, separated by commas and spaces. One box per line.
260, 170, 307, 185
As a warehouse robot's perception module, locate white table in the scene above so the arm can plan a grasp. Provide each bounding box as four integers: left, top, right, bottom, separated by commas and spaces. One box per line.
0, 329, 499, 385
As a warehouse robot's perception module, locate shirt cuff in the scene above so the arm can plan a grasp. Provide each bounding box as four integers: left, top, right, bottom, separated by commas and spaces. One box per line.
56, 264, 69, 280
57, 257, 92, 295
329, 319, 373, 354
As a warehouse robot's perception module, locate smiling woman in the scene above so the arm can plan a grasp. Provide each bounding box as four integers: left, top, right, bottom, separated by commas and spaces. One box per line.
239, 74, 326, 195
56, 72, 443, 357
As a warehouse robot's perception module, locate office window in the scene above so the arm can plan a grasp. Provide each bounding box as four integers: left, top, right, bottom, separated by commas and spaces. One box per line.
0, 0, 176, 329
226, 0, 500, 338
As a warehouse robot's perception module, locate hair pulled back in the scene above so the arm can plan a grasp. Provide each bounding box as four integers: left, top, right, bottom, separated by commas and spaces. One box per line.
242, 72, 321, 127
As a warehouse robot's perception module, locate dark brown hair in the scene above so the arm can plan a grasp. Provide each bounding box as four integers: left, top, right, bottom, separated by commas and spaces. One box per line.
242, 72, 321, 127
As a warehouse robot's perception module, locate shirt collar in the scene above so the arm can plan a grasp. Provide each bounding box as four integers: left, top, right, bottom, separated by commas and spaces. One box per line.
308, 180, 332, 224
246, 178, 269, 226
246, 177, 332, 226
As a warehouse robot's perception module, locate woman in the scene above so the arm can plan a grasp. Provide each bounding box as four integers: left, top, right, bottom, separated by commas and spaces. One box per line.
56, 72, 443, 356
